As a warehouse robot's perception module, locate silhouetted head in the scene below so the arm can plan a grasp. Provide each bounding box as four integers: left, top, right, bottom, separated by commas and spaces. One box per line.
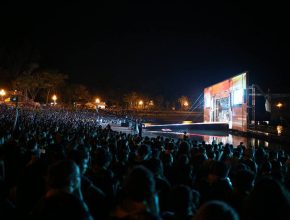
92, 147, 112, 168
68, 147, 90, 175
170, 185, 194, 214
232, 169, 255, 192
123, 165, 156, 203
47, 160, 81, 193
243, 177, 290, 220
193, 200, 239, 220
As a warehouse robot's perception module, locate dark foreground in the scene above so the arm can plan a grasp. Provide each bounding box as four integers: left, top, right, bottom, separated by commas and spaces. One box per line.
0, 106, 290, 220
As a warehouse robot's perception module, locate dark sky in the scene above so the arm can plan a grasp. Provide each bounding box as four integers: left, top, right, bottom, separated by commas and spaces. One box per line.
1, 2, 290, 100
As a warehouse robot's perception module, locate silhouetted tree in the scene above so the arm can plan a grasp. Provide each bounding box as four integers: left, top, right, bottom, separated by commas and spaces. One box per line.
41, 71, 68, 104
123, 92, 138, 109
13, 64, 68, 102
13, 63, 40, 101
71, 84, 91, 103
178, 96, 190, 110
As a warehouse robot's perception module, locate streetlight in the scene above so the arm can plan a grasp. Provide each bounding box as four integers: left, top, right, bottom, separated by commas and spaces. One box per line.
95, 98, 101, 110
276, 102, 283, 109
277, 125, 283, 136
52, 94, 57, 105
138, 100, 143, 109
95, 97, 101, 115
0, 89, 6, 102
276, 102, 283, 125
183, 101, 189, 110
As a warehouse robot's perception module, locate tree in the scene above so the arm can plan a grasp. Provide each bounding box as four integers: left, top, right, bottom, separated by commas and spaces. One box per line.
123, 92, 138, 109
41, 71, 68, 104
61, 84, 91, 105
13, 63, 41, 101
13, 64, 68, 102
155, 95, 165, 110
165, 101, 171, 110
71, 84, 91, 103
0, 67, 12, 88
178, 96, 190, 110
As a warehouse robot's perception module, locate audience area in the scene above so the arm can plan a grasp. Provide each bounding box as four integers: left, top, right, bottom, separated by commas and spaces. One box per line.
0, 105, 290, 220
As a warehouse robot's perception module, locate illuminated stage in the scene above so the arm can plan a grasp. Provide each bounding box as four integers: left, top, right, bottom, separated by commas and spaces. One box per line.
204, 72, 248, 132
142, 72, 288, 148
146, 72, 248, 134
143, 122, 244, 147
145, 121, 229, 131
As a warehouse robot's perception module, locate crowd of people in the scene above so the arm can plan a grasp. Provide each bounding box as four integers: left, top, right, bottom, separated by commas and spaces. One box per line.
0, 104, 290, 219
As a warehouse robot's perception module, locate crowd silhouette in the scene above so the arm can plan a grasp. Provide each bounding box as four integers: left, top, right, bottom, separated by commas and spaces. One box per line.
0, 105, 290, 219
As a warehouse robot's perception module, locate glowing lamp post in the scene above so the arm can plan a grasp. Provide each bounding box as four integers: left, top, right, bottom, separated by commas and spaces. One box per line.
0, 89, 6, 101
276, 102, 283, 109
138, 100, 143, 109
149, 100, 154, 107
52, 95, 57, 105
95, 98, 100, 104
276, 102, 283, 125
183, 101, 189, 110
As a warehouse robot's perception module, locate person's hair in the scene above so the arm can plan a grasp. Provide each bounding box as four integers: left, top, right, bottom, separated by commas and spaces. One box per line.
207, 150, 216, 160
146, 158, 164, 177
232, 169, 255, 192
243, 177, 290, 220
92, 147, 112, 167
47, 160, 79, 189
123, 165, 156, 202
179, 141, 190, 155
170, 185, 193, 213
67, 147, 89, 166
210, 161, 230, 178
193, 200, 239, 220
138, 144, 152, 159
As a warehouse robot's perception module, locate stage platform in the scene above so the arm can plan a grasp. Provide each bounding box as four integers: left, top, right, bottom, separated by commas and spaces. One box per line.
144, 122, 229, 131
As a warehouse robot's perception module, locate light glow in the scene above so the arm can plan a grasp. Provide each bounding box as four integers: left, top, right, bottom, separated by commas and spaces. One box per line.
233, 89, 243, 105
0, 89, 6, 97
203, 72, 247, 132
276, 102, 283, 108
52, 95, 57, 101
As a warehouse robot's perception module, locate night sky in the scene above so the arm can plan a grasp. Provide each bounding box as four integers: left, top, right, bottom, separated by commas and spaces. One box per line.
1, 2, 290, 100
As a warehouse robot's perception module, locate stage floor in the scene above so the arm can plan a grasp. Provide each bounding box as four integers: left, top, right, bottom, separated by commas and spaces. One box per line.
144, 122, 229, 131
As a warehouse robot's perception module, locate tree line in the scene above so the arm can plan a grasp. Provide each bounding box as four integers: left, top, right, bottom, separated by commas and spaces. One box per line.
1, 63, 193, 110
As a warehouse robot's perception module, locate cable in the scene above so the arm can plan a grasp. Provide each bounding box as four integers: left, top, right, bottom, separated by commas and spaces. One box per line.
189, 93, 203, 111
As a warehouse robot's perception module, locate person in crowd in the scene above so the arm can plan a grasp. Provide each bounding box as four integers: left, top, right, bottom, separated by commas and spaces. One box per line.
68, 147, 109, 220
31, 160, 93, 220
138, 119, 143, 137
0, 106, 290, 220
110, 165, 161, 220
229, 169, 255, 216
198, 160, 233, 204
145, 158, 171, 212
241, 177, 290, 220
163, 185, 197, 220
193, 200, 239, 220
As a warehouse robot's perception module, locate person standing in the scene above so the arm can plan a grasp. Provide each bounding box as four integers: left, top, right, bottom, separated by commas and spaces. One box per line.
134, 119, 139, 135
138, 119, 143, 137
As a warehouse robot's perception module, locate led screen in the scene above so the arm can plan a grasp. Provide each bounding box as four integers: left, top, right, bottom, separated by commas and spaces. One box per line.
204, 72, 247, 132
233, 89, 244, 105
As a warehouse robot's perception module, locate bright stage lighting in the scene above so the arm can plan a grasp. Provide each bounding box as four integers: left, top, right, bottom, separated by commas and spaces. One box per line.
204, 72, 247, 132
233, 89, 244, 105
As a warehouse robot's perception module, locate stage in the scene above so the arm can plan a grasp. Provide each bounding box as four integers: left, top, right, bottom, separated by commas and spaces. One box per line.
144, 122, 229, 132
